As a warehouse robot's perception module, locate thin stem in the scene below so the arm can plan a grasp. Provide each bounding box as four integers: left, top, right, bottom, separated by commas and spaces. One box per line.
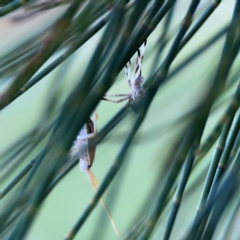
187, 0, 240, 237
0, 1, 81, 109
197, 81, 240, 158
0, 0, 30, 17
150, 5, 176, 72
183, 150, 240, 240
202, 149, 240, 239
220, 190, 240, 240
162, 140, 200, 240
179, 0, 222, 50
0, 159, 36, 199
193, 113, 236, 240
211, 111, 240, 189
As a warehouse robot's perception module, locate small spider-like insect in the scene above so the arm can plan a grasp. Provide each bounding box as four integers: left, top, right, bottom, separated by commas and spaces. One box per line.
70, 113, 120, 236
102, 41, 147, 113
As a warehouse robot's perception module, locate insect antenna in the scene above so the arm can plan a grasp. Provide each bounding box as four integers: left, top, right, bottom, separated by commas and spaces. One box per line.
86, 170, 120, 236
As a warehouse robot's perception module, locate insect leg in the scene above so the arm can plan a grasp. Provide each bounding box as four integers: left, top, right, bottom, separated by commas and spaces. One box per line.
125, 60, 132, 88
132, 50, 140, 82
138, 40, 147, 76
104, 94, 129, 97
101, 96, 129, 103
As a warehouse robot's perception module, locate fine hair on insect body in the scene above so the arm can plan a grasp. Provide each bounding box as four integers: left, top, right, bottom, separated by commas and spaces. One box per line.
102, 40, 147, 113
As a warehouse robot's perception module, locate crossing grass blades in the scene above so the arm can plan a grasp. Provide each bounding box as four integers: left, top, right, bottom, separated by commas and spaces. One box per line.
1, 1, 240, 240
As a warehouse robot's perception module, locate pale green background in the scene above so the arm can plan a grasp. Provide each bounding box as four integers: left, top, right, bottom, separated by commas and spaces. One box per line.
1, 1, 238, 239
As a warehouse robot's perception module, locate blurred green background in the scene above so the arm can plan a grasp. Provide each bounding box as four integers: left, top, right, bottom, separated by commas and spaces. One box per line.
1, 1, 239, 240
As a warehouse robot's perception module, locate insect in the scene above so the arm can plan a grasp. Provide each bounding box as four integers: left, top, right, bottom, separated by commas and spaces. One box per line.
70, 114, 97, 172
102, 41, 147, 113
70, 112, 120, 236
